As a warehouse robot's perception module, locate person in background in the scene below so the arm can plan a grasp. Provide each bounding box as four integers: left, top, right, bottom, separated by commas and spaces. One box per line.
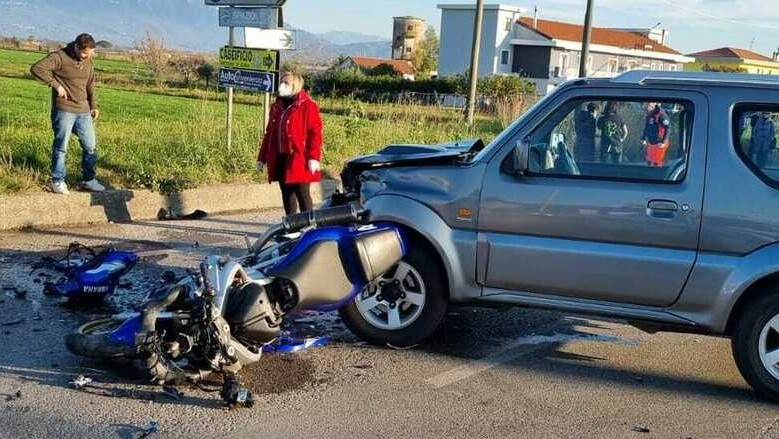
643, 102, 671, 167
30, 33, 105, 195
257, 71, 323, 214
574, 102, 598, 162
749, 112, 777, 168
597, 101, 628, 163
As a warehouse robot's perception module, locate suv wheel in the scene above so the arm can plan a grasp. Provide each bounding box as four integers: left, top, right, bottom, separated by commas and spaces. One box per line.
339, 240, 447, 348
732, 290, 779, 402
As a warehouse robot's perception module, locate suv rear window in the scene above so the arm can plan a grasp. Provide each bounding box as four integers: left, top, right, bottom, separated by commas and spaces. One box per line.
734, 105, 779, 186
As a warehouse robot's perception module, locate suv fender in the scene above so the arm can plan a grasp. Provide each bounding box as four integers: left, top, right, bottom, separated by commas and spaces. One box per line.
673, 241, 779, 333
363, 195, 480, 302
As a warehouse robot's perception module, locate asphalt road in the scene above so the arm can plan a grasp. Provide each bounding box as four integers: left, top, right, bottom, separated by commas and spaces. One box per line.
0, 210, 777, 438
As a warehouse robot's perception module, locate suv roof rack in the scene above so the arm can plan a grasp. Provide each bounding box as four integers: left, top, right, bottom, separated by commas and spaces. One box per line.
612, 70, 779, 89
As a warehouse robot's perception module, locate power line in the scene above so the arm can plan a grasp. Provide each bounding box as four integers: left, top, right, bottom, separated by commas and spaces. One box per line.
655, 0, 779, 30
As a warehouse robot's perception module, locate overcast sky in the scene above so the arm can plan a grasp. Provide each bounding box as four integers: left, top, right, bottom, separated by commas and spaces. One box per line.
285, 0, 779, 56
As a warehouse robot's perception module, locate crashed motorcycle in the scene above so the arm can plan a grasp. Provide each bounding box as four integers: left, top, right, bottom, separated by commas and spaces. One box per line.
65, 204, 405, 404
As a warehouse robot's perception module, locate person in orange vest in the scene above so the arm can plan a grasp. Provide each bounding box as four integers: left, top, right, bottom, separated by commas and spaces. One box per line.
642, 102, 671, 166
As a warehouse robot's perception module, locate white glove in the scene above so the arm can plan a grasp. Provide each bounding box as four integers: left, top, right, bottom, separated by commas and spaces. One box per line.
308, 159, 321, 173
256, 161, 265, 173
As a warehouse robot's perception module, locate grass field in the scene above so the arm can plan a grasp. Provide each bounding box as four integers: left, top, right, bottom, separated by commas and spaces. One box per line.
0, 48, 504, 194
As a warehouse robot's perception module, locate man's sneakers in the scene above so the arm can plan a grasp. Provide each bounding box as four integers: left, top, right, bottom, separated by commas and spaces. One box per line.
82, 179, 105, 192
50, 180, 105, 194
50, 181, 70, 195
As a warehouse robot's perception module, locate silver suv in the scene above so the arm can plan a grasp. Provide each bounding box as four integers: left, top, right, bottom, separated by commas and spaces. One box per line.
332, 71, 779, 401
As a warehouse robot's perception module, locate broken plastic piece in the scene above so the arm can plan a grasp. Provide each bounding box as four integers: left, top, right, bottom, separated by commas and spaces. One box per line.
70, 375, 93, 389
220, 375, 254, 408
138, 420, 158, 438
262, 335, 329, 353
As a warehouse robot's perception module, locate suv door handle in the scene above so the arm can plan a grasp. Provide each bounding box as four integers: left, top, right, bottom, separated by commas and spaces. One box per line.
647, 200, 678, 219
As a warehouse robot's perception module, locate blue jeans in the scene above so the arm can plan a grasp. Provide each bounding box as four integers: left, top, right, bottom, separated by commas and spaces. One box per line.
51, 109, 97, 183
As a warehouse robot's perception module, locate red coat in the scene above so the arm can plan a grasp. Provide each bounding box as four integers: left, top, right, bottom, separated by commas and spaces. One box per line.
258, 90, 323, 184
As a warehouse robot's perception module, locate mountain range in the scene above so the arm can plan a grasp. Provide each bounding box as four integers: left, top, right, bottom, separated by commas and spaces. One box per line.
0, 0, 391, 63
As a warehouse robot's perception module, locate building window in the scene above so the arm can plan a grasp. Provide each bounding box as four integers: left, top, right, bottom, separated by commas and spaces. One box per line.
559, 53, 570, 75
501, 50, 510, 65
407, 25, 414, 31
505, 17, 513, 31
587, 56, 593, 74
650, 63, 657, 71
668, 64, 677, 71
606, 58, 618, 73
406, 47, 412, 53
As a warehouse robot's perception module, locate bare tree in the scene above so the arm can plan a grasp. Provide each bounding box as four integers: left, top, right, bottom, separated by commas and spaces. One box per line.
169, 53, 205, 87
135, 33, 169, 89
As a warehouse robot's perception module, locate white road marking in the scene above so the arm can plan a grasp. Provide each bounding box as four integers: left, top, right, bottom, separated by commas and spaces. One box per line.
425, 332, 631, 389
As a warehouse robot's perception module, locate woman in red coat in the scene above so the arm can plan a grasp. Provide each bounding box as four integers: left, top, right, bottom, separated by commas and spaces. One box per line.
258, 71, 323, 214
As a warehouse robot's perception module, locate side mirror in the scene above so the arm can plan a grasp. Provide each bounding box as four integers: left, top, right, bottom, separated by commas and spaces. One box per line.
512, 136, 530, 175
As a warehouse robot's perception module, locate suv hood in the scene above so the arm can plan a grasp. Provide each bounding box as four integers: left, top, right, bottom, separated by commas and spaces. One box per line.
340, 139, 485, 193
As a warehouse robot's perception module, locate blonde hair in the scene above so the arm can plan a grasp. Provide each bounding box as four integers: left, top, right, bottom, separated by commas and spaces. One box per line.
280, 71, 304, 95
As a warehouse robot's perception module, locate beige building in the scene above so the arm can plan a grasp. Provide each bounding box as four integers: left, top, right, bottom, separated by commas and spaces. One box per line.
392, 16, 426, 61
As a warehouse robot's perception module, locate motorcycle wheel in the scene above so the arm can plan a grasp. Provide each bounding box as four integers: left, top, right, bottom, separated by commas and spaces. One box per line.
65, 318, 137, 359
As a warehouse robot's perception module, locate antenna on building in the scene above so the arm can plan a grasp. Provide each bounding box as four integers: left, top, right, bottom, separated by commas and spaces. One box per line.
533, 6, 538, 28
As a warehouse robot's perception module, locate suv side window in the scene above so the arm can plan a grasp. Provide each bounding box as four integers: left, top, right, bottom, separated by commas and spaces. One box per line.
734, 105, 779, 185
520, 98, 693, 183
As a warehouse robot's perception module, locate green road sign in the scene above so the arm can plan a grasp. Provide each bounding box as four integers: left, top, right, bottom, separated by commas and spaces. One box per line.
219, 47, 279, 72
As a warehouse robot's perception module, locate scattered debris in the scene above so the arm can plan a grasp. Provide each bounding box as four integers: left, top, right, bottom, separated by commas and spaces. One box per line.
1, 319, 24, 327
157, 208, 208, 221
263, 334, 329, 354
221, 375, 254, 409
162, 386, 183, 400
6, 390, 22, 401
70, 375, 93, 390
631, 425, 650, 433
138, 420, 159, 438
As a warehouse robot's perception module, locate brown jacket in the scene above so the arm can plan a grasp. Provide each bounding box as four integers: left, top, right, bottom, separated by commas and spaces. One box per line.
30, 43, 97, 113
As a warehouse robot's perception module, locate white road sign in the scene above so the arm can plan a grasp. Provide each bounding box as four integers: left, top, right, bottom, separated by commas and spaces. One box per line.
218, 7, 278, 28
245, 28, 296, 50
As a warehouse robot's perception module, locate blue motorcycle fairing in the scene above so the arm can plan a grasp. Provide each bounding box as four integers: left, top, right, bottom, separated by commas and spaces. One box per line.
269, 222, 408, 312
54, 249, 139, 298
109, 314, 142, 348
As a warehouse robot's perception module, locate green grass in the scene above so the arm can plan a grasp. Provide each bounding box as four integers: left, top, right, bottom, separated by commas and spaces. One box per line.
0, 48, 504, 194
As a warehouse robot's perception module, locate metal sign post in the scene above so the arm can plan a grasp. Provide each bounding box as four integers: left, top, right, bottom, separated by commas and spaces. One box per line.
206, 0, 287, 148
227, 22, 235, 151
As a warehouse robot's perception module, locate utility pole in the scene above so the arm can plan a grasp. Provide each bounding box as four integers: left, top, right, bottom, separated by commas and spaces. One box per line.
579, 0, 594, 78
466, 0, 485, 125
226, 7, 235, 151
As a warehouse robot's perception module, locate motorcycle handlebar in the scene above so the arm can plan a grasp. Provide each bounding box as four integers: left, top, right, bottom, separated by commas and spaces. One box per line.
282, 204, 366, 233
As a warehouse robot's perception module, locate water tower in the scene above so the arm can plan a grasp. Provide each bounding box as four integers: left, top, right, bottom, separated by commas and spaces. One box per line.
392, 16, 426, 61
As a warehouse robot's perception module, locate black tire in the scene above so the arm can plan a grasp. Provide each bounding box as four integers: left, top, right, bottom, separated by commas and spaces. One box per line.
732, 289, 779, 402
339, 238, 448, 347
65, 319, 136, 359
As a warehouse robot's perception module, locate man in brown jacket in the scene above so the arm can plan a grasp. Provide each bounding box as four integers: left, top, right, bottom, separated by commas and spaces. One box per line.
31, 33, 105, 194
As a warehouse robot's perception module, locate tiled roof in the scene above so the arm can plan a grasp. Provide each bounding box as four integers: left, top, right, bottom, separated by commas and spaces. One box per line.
687, 47, 775, 62
347, 56, 417, 75
518, 17, 681, 55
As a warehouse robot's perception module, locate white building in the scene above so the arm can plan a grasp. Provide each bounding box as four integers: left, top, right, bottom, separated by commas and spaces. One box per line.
438, 3, 526, 77
438, 3, 692, 95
